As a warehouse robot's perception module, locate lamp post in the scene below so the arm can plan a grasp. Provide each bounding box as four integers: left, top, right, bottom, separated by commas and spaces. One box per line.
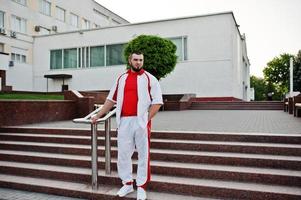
290, 57, 293, 97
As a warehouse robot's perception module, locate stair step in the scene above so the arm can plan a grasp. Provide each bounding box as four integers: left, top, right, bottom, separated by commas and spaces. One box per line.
1, 134, 300, 155
1, 159, 300, 186
1, 140, 300, 156
1, 149, 300, 169
0, 172, 300, 199
2, 128, 301, 144
0, 174, 211, 200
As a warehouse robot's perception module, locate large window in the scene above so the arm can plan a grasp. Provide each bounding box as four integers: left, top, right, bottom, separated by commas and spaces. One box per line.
50, 50, 62, 69
11, 15, 26, 33
11, 53, 26, 63
39, 0, 51, 16
50, 43, 126, 70
55, 6, 65, 22
11, 47, 27, 64
106, 44, 126, 66
90, 46, 105, 67
82, 18, 90, 29
0, 11, 4, 28
64, 48, 77, 68
12, 0, 27, 6
170, 37, 187, 61
70, 13, 79, 27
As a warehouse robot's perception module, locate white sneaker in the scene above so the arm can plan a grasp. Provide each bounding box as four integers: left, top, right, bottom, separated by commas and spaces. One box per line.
117, 184, 134, 197
137, 187, 147, 200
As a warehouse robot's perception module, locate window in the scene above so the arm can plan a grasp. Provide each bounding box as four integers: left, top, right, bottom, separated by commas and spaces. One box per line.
0, 11, 4, 28
50, 43, 127, 70
70, 13, 79, 27
12, 0, 26, 6
63, 48, 77, 68
90, 46, 104, 67
106, 44, 126, 66
0, 43, 4, 52
55, 6, 65, 22
82, 18, 90, 29
21, 55, 26, 63
39, 0, 51, 16
93, 23, 100, 28
11, 15, 26, 33
11, 53, 26, 63
50, 50, 62, 69
170, 37, 187, 61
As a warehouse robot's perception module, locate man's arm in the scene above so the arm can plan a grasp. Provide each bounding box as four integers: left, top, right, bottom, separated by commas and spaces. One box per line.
148, 104, 162, 121
91, 99, 115, 123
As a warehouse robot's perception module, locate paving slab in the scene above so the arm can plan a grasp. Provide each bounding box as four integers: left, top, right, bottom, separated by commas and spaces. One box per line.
0, 187, 86, 200
15, 110, 301, 134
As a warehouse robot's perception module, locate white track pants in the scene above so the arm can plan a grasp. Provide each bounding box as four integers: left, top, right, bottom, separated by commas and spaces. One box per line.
117, 116, 151, 187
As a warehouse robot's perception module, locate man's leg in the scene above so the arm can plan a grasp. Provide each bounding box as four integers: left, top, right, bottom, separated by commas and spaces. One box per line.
117, 117, 135, 194
135, 121, 151, 190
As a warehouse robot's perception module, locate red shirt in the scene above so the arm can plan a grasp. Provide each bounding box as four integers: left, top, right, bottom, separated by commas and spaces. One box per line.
121, 69, 145, 116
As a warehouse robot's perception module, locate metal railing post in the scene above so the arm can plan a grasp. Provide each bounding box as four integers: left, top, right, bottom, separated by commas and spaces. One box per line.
91, 123, 98, 190
105, 118, 111, 174
73, 107, 116, 190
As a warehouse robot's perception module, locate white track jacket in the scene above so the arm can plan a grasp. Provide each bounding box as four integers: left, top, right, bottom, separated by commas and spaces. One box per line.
107, 71, 163, 128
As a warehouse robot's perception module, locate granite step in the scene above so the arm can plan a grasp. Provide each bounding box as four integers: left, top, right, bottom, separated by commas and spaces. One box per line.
1, 127, 301, 144
1, 133, 300, 155
0, 174, 213, 200
1, 159, 301, 186
0, 172, 300, 200
1, 149, 300, 170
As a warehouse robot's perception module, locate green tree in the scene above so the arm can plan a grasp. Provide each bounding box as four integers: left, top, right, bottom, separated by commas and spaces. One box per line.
263, 53, 294, 94
124, 35, 177, 80
250, 76, 266, 101
250, 76, 282, 101
293, 50, 301, 92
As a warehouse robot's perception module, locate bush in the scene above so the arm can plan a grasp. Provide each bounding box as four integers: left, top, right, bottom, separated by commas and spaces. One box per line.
124, 35, 177, 80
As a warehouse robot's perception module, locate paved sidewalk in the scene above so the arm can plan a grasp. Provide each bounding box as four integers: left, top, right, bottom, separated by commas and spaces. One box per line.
19, 110, 301, 134
0, 188, 86, 200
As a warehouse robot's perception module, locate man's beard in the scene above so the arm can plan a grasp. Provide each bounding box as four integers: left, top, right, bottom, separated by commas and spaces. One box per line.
131, 65, 142, 72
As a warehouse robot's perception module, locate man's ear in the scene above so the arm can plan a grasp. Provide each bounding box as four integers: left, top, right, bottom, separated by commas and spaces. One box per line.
128, 56, 132, 65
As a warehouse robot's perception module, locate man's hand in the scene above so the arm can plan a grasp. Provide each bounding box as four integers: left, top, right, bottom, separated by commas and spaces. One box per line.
91, 99, 115, 124
91, 114, 99, 124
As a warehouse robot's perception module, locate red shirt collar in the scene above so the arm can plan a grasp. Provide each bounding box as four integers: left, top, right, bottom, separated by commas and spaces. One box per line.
127, 69, 145, 75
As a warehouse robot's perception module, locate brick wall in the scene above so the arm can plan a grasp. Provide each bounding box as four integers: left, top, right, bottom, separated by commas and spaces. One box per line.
0, 100, 77, 127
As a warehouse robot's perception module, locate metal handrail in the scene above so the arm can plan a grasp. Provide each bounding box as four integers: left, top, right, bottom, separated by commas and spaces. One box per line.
73, 106, 116, 190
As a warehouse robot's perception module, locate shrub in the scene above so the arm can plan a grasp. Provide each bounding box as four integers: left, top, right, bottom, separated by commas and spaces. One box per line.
124, 35, 177, 80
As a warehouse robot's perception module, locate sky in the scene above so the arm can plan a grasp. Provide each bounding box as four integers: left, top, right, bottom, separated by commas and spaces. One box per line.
95, 0, 301, 77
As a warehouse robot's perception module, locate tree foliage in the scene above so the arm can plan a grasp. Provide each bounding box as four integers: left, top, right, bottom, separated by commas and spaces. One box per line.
263, 53, 293, 94
250, 76, 266, 101
124, 35, 177, 80
250, 76, 282, 101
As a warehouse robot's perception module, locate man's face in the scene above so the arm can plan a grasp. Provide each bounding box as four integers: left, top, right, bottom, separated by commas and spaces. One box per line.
129, 53, 144, 72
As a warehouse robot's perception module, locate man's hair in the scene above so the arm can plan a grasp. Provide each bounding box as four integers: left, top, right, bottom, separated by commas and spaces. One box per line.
128, 51, 144, 64
131, 51, 143, 55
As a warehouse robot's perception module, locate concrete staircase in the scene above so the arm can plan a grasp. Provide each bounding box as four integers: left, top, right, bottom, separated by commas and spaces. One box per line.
189, 101, 283, 110
0, 127, 300, 199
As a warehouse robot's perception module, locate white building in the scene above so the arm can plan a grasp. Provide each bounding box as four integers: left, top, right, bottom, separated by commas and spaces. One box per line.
0, 1, 251, 100
0, 0, 128, 90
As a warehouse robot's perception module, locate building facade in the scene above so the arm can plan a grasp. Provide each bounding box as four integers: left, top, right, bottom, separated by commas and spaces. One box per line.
0, 1, 251, 100
0, 0, 128, 90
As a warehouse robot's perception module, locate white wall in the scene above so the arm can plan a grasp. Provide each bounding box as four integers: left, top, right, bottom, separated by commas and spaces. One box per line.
0, 53, 9, 70
0, 31, 34, 91
33, 13, 242, 97
6, 62, 33, 90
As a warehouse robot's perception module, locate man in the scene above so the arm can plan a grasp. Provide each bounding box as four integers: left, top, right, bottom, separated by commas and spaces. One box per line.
92, 51, 163, 200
